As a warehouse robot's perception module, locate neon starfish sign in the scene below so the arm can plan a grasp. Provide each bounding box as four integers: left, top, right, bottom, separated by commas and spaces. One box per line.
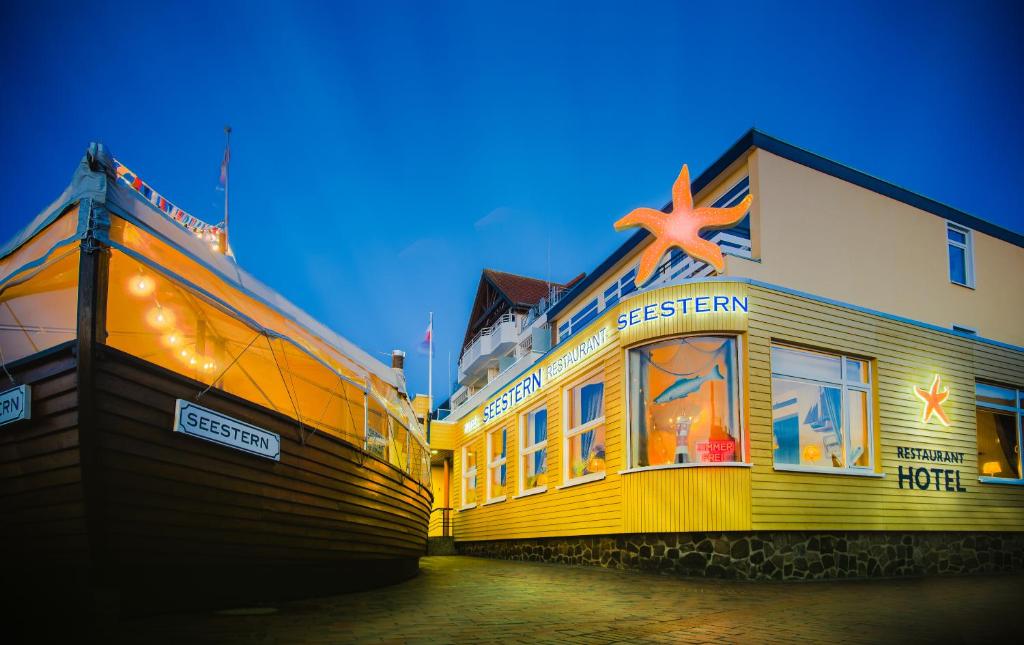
914, 374, 951, 426
614, 164, 753, 284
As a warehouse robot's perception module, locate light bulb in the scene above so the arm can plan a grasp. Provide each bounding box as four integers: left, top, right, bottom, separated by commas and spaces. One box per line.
129, 273, 155, 297
146, 304, 175, 329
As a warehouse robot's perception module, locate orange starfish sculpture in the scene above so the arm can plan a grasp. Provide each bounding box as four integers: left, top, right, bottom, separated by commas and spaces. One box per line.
614, 164, 753, 284
914, 374, 951, 426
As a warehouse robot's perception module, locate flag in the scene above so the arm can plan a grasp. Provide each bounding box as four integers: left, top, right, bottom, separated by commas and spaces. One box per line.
419, 320, 433, 355
219, 139, 231, 186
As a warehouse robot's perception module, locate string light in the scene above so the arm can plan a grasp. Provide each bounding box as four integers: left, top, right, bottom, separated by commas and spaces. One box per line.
145, 303, 175, 329
129, 271, 155, 297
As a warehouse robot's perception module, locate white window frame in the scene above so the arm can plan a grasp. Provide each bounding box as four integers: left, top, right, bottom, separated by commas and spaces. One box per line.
624, 334, 747, 470
460, 444, 477, 510
485, 427, 507, 503
770, 345, 876, 475
946, 222, 975, 288
561, 371, 606, 487
976, 383, 1024, 486
518, 404, 549, 496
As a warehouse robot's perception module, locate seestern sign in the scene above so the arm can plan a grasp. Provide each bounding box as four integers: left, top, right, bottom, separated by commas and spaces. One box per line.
0, 385, 31, 427
173, 399, 281, 461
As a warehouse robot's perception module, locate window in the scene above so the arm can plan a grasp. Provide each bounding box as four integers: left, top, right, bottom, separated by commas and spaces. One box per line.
564, 373, 606, 483
947, 223, 974, 287
771, 345, 874, 473
520, 406, 548, 493
976, 383, 1022, 483
486, 427, 507, 501
628, 336, 743, 468
461, 445, 477, 508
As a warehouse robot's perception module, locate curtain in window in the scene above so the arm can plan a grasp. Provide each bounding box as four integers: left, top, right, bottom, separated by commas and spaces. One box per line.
580, 382, 604, 464
533, 410, 547, 474
500, 428, 507, 485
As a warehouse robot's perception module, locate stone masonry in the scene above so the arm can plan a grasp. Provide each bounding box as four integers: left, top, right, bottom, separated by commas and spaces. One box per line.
456, 531, 1024, 580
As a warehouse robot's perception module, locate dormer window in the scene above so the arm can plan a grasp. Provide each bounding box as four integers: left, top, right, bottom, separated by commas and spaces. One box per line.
946, 223, 974, 288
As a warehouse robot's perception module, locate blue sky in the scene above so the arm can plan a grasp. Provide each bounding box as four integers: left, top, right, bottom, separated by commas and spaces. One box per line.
2, 1, 1022, 399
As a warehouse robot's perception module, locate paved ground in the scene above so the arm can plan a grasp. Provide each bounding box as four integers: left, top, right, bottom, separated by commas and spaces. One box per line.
110, 556, 1023, 644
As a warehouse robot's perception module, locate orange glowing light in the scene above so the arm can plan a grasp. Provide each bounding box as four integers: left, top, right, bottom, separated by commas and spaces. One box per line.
802, 444, 822, 463
614, 164, 753, 284
982, 461, 1002, 476
914, 374, 951, 426
145, 305, 175, 329
129, 273, 155, 297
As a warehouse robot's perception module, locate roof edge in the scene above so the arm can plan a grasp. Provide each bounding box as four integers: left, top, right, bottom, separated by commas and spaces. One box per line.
546, 128, 1024, 322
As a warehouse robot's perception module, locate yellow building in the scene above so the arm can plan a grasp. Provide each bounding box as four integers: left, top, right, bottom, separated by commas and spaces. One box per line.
429, 130, 1024, 579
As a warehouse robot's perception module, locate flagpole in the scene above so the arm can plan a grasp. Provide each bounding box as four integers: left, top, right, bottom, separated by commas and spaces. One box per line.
223, 125, 232, 256
428, 312, 433, 415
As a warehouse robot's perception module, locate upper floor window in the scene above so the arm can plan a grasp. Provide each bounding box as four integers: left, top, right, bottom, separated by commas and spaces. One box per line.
947, 223, 974, 288
486, 427, 507, 501
520, 406, 548, 494
627, 336, 743, 468
976, 382, 1022, 484
461, 444, 477, 508
771, 345, 874, 474
564, 372, 606, 484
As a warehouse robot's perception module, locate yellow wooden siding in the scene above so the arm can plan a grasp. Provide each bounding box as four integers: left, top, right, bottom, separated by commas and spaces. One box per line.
428, 420, 459, 451
622, 467, 751, 532
454, 351, 626, 541
746, 285, 1024, 531
451, 280, 1024, 542
428, 464, 447, 537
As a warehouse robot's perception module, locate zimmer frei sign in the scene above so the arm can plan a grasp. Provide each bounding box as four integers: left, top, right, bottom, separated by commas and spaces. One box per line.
482, 327, 610, 424
173, 399, 281, 461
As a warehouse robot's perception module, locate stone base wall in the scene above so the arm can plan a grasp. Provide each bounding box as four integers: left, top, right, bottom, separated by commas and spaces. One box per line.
456, 532, 1024, 580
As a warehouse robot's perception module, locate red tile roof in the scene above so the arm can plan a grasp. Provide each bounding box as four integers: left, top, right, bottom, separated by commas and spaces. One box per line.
483, 269, 582, 307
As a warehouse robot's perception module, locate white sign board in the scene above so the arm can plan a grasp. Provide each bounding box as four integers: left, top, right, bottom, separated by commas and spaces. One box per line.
173, 399, 280, 461
0, 385, 31, 427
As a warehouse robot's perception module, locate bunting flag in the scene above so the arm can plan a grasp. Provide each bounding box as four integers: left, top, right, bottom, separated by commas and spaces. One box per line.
113, 158, 223, 240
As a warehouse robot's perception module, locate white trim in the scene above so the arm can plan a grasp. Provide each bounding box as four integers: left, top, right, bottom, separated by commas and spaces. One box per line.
518, 403, 549, 496
485, 426, 507, 502
461, 444, 478, 508
459, 503, 477, 511
562, 369, 607, 484
513, 487, 548, 499
481, 496, 507, 506
618, 462, 752, 475
946, 221, 975, 289
770, 344, 876, 471
773, 463, 885, 478
624, 334, 746, 469
557, 472, 606, 489
978, 476, 1024, 487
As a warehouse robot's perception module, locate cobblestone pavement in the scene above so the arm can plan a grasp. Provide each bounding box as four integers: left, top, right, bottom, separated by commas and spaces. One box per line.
111, 556, 1024, 644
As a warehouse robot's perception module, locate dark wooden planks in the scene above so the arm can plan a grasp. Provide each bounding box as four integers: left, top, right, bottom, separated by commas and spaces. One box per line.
0, 344, 88, 564
92, 346, 432, 569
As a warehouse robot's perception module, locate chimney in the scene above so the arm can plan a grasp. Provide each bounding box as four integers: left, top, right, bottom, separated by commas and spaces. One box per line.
391, 349, 406, 371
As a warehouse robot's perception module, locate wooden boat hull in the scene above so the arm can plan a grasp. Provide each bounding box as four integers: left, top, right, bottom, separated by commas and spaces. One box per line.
1, 342, 432, 614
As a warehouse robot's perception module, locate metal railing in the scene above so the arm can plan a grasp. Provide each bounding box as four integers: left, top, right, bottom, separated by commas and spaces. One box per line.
459, 312, 520, 364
